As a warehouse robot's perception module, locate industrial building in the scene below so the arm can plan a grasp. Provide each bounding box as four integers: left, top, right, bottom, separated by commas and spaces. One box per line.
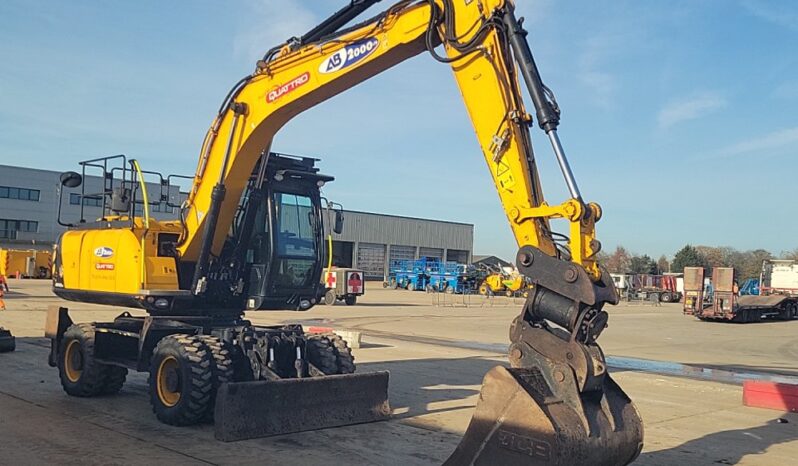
0, 164, 473, 280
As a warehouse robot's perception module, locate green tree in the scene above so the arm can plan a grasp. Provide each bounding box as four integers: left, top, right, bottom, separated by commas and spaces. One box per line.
671, 245, 706, 273
629, 254, 657, 274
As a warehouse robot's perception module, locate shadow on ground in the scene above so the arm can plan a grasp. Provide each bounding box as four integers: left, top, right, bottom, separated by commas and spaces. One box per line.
637, 418, 798, 465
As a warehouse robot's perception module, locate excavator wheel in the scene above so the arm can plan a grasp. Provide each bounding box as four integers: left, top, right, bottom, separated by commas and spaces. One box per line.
58, 323, 128, 397
148, 334, 214, 426
196, 335, 234, 421
478, 283, 489, 295
307, 332, 356, 374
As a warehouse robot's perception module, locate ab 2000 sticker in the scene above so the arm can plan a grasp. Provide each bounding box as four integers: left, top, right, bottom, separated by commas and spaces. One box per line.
319, 38, 379, 74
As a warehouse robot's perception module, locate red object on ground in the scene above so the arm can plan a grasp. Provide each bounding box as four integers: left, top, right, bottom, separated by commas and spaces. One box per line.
743, 381, 798, 412
307, 326, 335, 334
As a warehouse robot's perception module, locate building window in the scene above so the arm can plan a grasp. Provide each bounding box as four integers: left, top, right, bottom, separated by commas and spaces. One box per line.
0, 218, 38, 239
69, 193, 104, 207
0, 185, 40, 202
133, 202, 174, 215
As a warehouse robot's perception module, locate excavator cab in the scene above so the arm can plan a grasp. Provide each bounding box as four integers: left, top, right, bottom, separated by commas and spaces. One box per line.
234, 153, 335, 311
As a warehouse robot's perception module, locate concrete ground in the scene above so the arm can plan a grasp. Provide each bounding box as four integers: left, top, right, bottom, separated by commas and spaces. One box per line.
1, 280, 796, 465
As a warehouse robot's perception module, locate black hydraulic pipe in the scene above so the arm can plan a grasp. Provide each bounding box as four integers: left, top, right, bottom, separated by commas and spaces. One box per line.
503, 6, 583, 200
502, 6, 559, 133
191, 103, 247, 295
301, 0, 382, 44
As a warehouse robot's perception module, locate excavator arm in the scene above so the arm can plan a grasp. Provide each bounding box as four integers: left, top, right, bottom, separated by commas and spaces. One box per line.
179, 1, 642, 463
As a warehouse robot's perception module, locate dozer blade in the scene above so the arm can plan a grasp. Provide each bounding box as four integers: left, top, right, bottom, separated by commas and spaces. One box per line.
0, 328, 15, 353
444, 366, 643, 466
214, 370, 390, 442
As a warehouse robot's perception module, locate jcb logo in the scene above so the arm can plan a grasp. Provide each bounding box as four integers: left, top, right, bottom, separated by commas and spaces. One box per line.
497, 430, 551, 459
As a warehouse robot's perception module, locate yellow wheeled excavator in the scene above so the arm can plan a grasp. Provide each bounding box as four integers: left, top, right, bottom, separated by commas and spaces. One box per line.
46, 0, 643, 463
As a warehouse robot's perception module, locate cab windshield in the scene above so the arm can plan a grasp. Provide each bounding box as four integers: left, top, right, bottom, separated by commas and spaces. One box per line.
272, 192, 317, 288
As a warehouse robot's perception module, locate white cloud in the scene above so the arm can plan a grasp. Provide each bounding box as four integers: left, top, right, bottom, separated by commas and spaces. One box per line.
718, 126, 798, 157
233, 0, 318, 63
577, 35, 620, 108
657, 93, 727, 128
740, 0, 798, 30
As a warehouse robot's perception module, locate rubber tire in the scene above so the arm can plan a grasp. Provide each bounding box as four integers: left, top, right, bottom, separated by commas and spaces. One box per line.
196, 335, 234, 421
478, 284, 488, 295
306, 334, 339, 374
58, 323, 128, 397
328, 332, 356, 374
406, 282, 414, 290
660, 293, 673, 303
306, 332, 356, 375
388, 279, 398, 290
324, 290, 337, 306
344, 295, 357, 306
148, 334, 214, 426
781, 302, 798, 320
445, 285, 455, 294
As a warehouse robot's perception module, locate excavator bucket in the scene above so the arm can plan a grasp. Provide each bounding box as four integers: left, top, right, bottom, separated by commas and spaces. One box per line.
445, 366, 643, 465
214, 371, 390, 441
0, 328, 15, 353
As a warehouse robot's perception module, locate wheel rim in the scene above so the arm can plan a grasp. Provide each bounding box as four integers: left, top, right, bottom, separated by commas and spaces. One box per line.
157, 356, 181, 407
64, 339, 83, 383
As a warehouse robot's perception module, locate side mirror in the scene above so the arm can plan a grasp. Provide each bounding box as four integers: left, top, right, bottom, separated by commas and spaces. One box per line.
333, 211, 344, 234
60, 171, 82, 188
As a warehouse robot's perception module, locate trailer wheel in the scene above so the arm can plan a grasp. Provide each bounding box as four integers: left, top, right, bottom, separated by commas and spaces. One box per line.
780, 302, 798, 320
58, 323, 128, 397
148, 334, 213, 426
196, 335, 234, 420
324, 290, 337, 305
344, 295, 357, 305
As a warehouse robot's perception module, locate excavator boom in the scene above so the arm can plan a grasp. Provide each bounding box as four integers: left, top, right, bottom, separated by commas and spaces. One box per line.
180, 1, 643, 462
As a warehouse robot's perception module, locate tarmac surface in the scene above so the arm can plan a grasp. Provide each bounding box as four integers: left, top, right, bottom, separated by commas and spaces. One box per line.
1, 280, 797, 465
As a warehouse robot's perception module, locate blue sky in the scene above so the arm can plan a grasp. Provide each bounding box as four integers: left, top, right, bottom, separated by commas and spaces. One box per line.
1, 1, 797, 261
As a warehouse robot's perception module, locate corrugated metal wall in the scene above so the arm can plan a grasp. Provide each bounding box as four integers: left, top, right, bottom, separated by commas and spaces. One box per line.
326, 210, 473, 251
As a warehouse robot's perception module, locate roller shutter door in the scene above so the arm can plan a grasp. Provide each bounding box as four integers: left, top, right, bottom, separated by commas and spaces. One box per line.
356, 243, 386, 280
419, 247, 443, 260
389, 245, 416, 264
447, 249, 469, 264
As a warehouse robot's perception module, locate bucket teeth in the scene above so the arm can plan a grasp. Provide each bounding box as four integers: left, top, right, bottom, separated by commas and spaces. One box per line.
444, 366, 643, 466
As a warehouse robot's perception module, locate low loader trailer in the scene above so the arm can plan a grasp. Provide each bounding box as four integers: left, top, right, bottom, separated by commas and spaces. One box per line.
684, 266, 798, 323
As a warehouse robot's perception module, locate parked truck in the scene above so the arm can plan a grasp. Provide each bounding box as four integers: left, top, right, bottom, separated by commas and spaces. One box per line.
684, 262, 798, 322
619, 273, 682, 303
